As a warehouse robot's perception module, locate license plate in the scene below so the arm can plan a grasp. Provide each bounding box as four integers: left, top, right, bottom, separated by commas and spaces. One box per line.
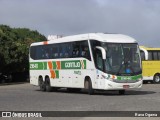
123, 85, 129, 89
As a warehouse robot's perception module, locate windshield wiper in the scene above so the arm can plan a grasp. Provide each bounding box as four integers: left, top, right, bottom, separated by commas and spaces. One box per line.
115, 61, 124, 75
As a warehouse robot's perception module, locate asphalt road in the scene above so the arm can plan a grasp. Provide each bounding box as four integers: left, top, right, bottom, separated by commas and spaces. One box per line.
0, 83, 160, 119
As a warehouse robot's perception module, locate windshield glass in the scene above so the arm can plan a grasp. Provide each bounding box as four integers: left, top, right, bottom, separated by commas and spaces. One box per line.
102, 43, 141, 75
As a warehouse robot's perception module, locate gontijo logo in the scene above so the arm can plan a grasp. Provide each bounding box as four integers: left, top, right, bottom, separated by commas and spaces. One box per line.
61, 60, 86, 69
65, 62, 80, 68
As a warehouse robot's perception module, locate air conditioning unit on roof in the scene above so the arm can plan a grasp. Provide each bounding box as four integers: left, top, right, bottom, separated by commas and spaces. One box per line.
47, 35, 63, 41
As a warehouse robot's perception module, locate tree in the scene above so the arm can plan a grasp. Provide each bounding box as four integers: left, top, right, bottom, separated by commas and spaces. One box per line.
0, 25, 46, 73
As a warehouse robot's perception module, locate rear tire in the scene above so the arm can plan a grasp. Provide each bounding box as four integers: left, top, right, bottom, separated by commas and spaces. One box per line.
45, 78, 52, 92
39, 78, 46, 91
153, 74, 160, 84
84, 79, 94, 95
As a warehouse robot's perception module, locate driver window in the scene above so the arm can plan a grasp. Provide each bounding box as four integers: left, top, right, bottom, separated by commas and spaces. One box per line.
96, 49, 103, 71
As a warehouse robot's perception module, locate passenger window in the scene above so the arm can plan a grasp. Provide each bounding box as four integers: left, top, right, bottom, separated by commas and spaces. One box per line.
72, 41, 91, 60
140, 50, 145, 60
80, 41, 91, 60
59, 43, 72, 58
51, 45, 59, 59
72, 43, 80, 57
148, 51, 153, 60
59, 46, 63, 58
41, 47, 46, 59
64, 43, 72, 58
153, 51, 158, 60
30, 46, 36, 59
158, 52, 160, 60
30, 41, 91, 60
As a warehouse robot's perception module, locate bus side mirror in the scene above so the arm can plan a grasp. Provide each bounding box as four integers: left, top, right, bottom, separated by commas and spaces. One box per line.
95, 46, 106, 59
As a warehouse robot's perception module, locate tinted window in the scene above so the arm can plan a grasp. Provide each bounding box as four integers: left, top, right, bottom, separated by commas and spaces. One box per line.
158, 52, 160, 60
153, 51, 158, 60
72, 41, 91, 60
90, 40, 101, 63
30, 46, 36, 59
30, 41, 91, 60
50, 45, 59, 59
148, 51, 153, 60
140, 50, 145, 60
95, 49, 103, 71
147, 50, 160, 60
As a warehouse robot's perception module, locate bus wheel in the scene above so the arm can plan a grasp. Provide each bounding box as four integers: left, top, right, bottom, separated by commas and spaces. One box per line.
153, 74, 160, 84
119, 90, 125, 95
84, 79, 94, 95
45, 78, 52, 92
39, 78, 46, 91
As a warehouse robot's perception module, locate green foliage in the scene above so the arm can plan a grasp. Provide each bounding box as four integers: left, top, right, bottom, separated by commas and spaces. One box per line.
0, 25, 46, 73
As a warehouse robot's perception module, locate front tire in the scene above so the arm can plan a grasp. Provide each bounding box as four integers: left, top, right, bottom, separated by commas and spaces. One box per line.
84, 79, 94, 95
153, 74, 160, 84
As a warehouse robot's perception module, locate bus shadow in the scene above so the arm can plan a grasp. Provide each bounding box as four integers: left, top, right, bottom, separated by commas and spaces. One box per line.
35, 89, 156, 96
94, 90, 156, 96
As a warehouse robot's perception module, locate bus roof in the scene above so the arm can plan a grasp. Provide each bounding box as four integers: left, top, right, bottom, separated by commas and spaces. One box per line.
31, 33, 137, 46
140, 46, 160, 51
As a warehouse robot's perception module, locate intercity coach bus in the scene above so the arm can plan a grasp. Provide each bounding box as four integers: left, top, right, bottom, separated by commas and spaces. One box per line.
140, 46, 160, 84
29, 33, 143, 95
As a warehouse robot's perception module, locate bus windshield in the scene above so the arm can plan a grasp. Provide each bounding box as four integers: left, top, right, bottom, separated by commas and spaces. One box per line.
102, 43, 141, 75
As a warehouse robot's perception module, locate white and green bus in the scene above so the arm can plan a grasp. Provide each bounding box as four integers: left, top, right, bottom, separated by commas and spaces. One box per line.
30, 33, 142, 95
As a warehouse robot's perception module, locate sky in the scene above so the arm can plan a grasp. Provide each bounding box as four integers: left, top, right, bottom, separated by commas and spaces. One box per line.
0, 0, 160, 47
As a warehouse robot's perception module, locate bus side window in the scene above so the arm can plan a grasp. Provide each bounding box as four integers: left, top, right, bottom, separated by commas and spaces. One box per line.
69, 43, 73, 58
153, 51, 158, 60
72, 42, 80, 57
158, 52, 160, 60
60, 43, 70, 58
79, 41, 91, 60
59, 45, 63, 58
148, 51, 153, 60
41, 47, 45, 59
51, 44, 59, 59
140, 50, 145, 60
44, 46, 50, 59
80, 42, 90, 60
30, 46, 36, 59
37, 46, 43, 59
64, 43, 72, 58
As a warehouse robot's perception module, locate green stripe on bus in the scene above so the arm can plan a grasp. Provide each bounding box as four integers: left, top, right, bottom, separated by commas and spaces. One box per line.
30, 60, 87, 70
52, 61, 57, 69
117, 74, 142, 80
43, 62, 47, 70
30, 62, 44, 70
55, 70, 59, 78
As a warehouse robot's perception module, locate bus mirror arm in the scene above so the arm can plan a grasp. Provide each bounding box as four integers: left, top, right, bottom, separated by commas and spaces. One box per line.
95, 46, 106, 59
